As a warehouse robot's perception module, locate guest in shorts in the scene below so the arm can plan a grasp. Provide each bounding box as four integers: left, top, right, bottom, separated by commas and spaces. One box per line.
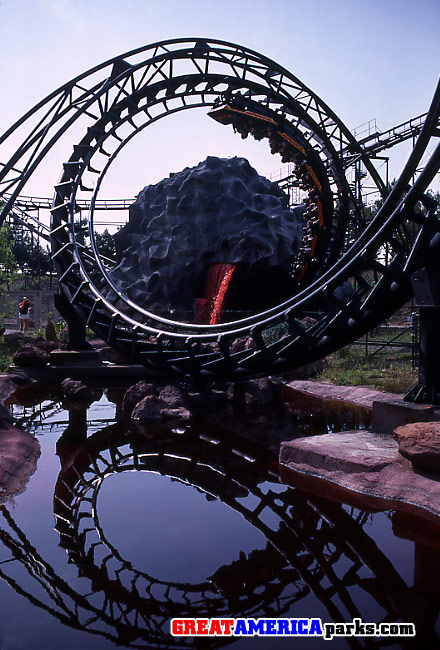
18, 296, 34, 333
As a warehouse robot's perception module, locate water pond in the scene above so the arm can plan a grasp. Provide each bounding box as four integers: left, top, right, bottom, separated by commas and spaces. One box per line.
0, 384, 438, 650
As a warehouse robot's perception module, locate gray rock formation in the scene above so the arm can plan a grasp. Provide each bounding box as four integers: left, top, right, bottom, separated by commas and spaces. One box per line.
108, 156, 304, 313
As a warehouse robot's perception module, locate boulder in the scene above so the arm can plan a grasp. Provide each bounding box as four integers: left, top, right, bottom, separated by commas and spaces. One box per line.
0, 372, 30, 405
227, 377, 280, 409
394, 422, 440, 474
4, 332, 34, 348
281, 431, 398, 475
0, 404, 13, 423
122, 380, 157, 414
229, 337, 257, 354
45, 321, 59, 343
0, 420, 40, 503
131, 394, 191, 433
158, 384, 186, 409
13, 344, 49, 367
230, 338, 248, 354
61, 378, 94, 400
300, 316, 318, 328
36, 340, 59, 354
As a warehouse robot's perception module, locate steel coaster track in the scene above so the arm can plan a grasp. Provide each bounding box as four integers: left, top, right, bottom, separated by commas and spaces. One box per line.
355, 111, 440, 158
4, 101, 438, 244
4, 108, 437, 211
0, 423, 426, 648
0, 39, 439, 381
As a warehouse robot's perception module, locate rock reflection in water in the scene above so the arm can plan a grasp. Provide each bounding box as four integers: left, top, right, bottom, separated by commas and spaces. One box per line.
0, 395, 439, 649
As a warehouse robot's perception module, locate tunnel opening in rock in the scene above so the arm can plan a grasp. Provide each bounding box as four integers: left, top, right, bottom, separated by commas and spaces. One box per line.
194, 261, 297, 324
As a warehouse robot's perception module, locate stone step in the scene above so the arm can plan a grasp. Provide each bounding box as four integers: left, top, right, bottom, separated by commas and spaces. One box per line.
280, 430, 440, 524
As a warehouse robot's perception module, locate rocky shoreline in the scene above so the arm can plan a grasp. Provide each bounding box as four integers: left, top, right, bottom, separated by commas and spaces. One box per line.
0, 370, 40, 504
2, 332, 440, 530
279, 381, 440, 526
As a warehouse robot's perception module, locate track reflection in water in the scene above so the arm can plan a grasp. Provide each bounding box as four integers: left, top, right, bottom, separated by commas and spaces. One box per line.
0, 392, 439, 649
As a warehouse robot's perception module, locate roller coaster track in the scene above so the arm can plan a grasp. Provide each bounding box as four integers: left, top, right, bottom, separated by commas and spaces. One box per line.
3, 195, 132, 212
356, 111, 440, 157
0, 38, 439, 382
4, 109, 438, 215
4, 110, 436, 219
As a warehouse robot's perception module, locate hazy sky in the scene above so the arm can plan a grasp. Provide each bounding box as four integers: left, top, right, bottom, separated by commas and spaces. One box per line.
0, 0, 439, 201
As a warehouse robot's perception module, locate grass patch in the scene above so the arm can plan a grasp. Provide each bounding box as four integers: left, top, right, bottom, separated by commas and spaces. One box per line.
317, 344, 417, 393
262, 321, 289, 345
0, 341, 16, 372
262, 320, 417, 393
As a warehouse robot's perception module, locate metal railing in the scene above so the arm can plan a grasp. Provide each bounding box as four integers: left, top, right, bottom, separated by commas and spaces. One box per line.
350, 313, 419, 368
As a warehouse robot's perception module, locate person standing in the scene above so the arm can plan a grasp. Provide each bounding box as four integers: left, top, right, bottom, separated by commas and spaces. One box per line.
18, 296, 34, 333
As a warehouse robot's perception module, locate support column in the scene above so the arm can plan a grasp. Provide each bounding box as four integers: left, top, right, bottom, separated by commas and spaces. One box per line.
56, 407, 88, 469
405, 268, 440, 404
54, 292, 89, 350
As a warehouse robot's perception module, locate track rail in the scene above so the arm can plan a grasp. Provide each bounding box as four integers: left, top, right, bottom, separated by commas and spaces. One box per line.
0, 39, 439, 381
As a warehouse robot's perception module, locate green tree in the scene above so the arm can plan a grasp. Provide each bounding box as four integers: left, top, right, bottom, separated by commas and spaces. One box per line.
0, 222, 16, 326
95, 228, 116, 262
9, 221, 52, 274
0, 223, 16, 289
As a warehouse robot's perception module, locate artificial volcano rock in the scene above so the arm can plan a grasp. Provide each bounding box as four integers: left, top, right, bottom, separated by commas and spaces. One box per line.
108, 156, 304, 315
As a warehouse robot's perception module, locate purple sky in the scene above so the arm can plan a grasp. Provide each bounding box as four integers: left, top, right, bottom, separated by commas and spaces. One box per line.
1, 0, 439, 202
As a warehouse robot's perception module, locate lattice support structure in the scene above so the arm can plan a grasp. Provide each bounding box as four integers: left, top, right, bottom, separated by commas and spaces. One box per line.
0, 39, 439, 384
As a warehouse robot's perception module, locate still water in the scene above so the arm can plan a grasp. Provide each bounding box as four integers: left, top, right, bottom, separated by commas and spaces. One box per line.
0, 387, 438, 650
